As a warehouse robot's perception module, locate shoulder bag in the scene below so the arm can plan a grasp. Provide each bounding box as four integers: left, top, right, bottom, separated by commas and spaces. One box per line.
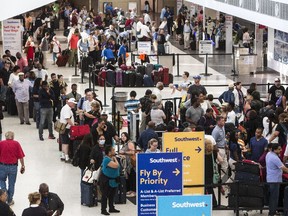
212, 152, 220, 184
54, 120, 67, 134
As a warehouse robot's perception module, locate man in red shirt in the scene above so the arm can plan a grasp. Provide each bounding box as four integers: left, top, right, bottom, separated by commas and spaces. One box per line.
0, 131, 25, 206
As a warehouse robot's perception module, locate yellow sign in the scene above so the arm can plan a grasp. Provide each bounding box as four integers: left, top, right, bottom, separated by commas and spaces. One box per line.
163, 132, 205, 195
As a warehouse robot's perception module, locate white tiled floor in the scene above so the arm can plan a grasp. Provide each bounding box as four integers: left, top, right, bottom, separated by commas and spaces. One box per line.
4, 33, 270, 216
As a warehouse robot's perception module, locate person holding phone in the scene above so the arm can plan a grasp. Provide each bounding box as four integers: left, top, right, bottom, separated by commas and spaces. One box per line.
99, 146, 120, 215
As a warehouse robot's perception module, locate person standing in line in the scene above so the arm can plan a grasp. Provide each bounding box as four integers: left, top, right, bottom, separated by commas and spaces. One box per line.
38, 81, 56, 141
157, 29, 166, 55
51, 36, 61, 65
39, 32, 50, 69
266, 144, 288, 216
59, 98, 77, 162
183, 20, 191, 50
12, 72, 31, 125
160, 6, 167, 22
212, 116, 228, 180
0, 131, 25, 206
117, 39, 128, 66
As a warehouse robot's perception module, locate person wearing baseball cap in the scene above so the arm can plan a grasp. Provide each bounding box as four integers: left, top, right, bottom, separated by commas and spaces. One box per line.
187, 75, 207, 100
268, 77, 285, 106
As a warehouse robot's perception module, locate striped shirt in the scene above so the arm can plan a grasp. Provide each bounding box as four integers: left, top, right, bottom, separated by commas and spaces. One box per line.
124, 99, 140, 122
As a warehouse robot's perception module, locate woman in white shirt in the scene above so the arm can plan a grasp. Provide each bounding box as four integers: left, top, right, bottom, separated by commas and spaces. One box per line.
263, 113, 278, 143
242, 27, 251, 48
51, 36, 61, 65
150, 101, 166, 126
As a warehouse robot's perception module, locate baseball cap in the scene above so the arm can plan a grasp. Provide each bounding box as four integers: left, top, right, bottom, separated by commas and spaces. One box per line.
228, 83, 234, 88
193, 75, 201, 79
275, 78, 280, 82
18, 72, 24, 76
68, 98, 77, 104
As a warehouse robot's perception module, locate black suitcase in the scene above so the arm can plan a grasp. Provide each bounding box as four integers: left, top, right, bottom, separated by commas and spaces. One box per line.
228, 195, 263, 208
219, 40, 225, 50
81, 182, 98, 207
122, 71, 130, 87
143, 75, 154, 87
106, 69, 116, 87
230, 183, 264, 198
81, 56, 93, 73
114, 176, 126, 204
129, 72, 136, 87
235, 171, 260, 182
135, 73, 143, 87
179, 38, 184, 45
136, 65, 146, 76
169, 74, 173, 84
63, 28, 69, 37
235, 161, 260, 175
190, 40, 196, 50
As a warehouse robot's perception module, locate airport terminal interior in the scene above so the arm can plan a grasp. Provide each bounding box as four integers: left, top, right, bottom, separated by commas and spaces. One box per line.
1, 0, 288, 215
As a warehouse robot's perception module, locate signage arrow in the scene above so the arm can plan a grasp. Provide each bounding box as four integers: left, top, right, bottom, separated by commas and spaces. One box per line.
195, 146, 202, 153
172, 168, 180, 176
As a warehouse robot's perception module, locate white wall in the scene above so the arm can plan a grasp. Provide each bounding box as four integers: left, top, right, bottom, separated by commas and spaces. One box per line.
268, 27, 288, 76
186, 0, 288, 33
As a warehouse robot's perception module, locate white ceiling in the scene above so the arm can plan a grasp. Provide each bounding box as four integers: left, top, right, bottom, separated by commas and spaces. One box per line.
0, 0, 55, 21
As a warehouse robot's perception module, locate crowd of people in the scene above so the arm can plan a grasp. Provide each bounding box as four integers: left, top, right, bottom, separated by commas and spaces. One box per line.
0, 1, 287, 216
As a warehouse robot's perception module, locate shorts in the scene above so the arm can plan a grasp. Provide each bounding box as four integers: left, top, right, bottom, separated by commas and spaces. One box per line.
60, 129, 70, 144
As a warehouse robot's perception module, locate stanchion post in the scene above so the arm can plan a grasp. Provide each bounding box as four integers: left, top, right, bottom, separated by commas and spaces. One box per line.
78, 56, 86, 84
103, 78, 108, 107
88, 65, 93, 89
117, 111, 120, 137
92, 69, 95, 92
175, 54, 181, 77
200, 53, 212, 76
72, 52, 79, 77
231, 46, 238, 77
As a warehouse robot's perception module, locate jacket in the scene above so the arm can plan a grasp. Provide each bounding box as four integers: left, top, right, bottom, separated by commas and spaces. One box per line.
40, 192, 64, 215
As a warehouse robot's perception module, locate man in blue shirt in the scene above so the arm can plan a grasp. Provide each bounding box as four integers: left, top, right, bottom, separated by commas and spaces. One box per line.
117, 39, 127, 66
101, 45, 115, 64
138, 121, 158, 151
266, 144, 288, 216
249, 128, 268, 162
124, 91, 140, 140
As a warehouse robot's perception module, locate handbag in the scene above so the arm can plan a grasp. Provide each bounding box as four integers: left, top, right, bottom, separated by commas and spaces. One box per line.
54, 120, 67, 134
92, 166, 102, 182
70, 124, 90, 140
82, 165, 94, 184
212, 152, 220, 184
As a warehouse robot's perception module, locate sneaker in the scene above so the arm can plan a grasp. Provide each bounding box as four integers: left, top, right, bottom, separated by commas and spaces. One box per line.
26, 122, 31, 125
20, 122, 24, 125
60, 157, 65, 161
48, 135, 56, 139
8, 200, 14, 206
40, 137, 44, 141
65, 159, 71, 163
109, 209, 120, 213
101, 211, 110, 215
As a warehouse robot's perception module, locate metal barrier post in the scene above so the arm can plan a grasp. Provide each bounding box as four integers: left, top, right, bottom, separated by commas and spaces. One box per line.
200, 53, 212, 76
79, 56, 86, 84
88, 65, 93, 89
92, 69, 95, 92
103, 78, 108, 107
112, 86, 116, 126
117, 111, 120, 137
72, 52, 79, 77
175, 54, 181, 77
231, 46, 238, 77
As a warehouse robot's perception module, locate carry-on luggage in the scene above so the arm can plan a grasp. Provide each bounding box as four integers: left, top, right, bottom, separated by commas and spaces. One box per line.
115, 69, 123, 86
146, 63, 154, 76
153, 70, 162, 85
122, 71, 129, 87
228, 195, 263, 208
6, 88, 17, 116
81, 182, 98, 207
136, 65, 146, 76
154, 64, 163, 70
190, 40, 196, 50
162, 67, 169, 86
56, 54, 69, 67
114, 176, 126, 204
129, 72, 136, 87
135, 73, 143, 87
179, 38, 184, 45
106, 69, 116, 87
235, 171, 260, 182
81, 56, 93, 73
143, 75, 154, 87
98, 70, 107, 87
234, 161, 260, 175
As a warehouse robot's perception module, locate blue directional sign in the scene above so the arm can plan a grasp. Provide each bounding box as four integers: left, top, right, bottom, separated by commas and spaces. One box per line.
157, 195, 212, 216
137, 152, 183, 216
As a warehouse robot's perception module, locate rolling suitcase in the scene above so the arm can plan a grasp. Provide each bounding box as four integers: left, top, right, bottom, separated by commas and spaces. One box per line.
146, 63, 154, 76
190, 40, 196, 50
122, 71, 129, 87
228, 195, 263, 208
106, 69, 115, 87
129, 72, 136, 87
115, 69, 123, 87
135, 73, 143, 87
143, 75, 154, 87
136, 65, 146, 76
235, 161, 260, 175
98, 70, 107, 86
56, 54, 69, 67
6, 88, 17, 116
153, 70, 162, 85
81, 56, 93, 73
81, 182, 98, 207
162, 67, 169, 86
154, 64, 163, 70
114, 176, 126, 204
179, 38, 184, 45
235, 171, 260, 182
